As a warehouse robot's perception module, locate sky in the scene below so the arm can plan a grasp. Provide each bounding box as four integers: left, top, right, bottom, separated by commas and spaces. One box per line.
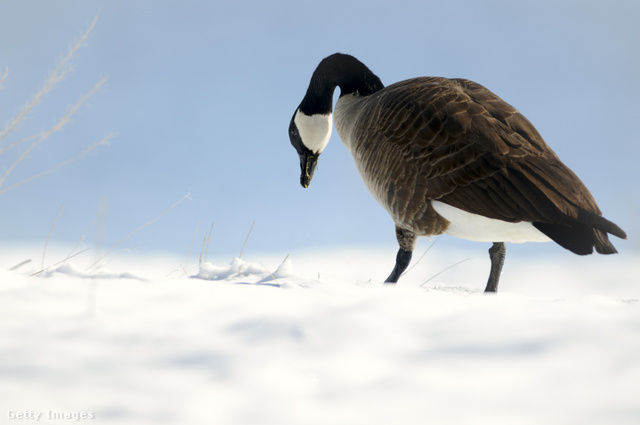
0, 0, 638, 263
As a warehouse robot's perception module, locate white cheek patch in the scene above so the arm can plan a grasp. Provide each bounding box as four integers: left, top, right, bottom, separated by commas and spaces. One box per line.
294, 110, 333, 154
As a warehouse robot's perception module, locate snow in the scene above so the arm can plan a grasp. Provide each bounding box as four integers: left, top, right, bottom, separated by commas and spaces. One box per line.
1, 245, 639, 424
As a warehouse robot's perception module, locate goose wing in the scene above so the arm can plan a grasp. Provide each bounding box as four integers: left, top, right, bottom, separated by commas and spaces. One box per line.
359, 77, 625, 252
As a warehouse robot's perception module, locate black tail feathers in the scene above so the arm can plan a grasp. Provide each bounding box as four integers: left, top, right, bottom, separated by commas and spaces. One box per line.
533, 211, 626, 256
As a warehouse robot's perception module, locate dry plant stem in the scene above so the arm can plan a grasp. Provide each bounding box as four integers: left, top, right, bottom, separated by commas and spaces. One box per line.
402, 236, 440, 277
260, 262, 280, 285
87, 192, 192, 271
0, 16, 98, 144
0, 77, 109, 192
198, 221, 215, 267
185, 220, 200, 273
31, 248, 91, 277
260, 254, 289, 285
0, 67, 8, 91
42, 204, 64, 270
0, 133, 40, 155
420, 258, 472, 287
0, 132, 112, 196
9, 259, 32, 272
239, 220, 256, 259
67, 200, 105, 259
198, 236, 206, 267
205, 220, 214, 263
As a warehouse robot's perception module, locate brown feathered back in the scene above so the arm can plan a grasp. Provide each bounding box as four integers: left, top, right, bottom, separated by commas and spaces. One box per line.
337, 77, 626, 255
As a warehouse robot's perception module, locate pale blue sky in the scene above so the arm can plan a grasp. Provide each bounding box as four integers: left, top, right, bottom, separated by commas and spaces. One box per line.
1, 0, 638, 262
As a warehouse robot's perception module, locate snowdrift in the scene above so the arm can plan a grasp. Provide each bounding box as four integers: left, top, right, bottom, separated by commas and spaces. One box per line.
1, 245, 639, 425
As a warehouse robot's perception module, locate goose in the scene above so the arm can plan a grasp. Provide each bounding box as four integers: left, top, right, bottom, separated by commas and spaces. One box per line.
288, 53, 627, 292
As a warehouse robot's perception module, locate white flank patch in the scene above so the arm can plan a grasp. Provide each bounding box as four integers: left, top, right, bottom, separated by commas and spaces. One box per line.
432, 200, 552, 243
294, 110, 333, 154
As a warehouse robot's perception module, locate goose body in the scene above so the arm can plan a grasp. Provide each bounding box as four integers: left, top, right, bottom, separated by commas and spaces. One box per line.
289, 53, 626, 292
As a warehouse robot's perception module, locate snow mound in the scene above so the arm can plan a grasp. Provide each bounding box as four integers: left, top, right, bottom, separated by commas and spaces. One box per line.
38, 262, 145, 281
193, 257, 319, 288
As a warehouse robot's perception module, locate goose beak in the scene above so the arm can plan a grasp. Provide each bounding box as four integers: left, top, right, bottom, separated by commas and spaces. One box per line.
300, 152, 318, 188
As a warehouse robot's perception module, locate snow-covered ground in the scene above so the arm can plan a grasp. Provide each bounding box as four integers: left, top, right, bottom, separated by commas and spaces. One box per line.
1, 244, 639, 424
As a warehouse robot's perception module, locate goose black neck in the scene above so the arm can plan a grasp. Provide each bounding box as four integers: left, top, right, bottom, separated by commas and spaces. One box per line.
299, 53, 384, 115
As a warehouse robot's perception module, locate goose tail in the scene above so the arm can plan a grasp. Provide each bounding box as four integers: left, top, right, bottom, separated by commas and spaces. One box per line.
533, 211, 626, 255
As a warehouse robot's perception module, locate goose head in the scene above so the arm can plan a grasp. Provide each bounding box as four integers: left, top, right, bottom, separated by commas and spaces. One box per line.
288, 53, 383, 188
289, 109, 332, 188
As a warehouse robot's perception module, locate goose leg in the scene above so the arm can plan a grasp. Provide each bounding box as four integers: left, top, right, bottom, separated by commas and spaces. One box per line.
385, 249, 413, 283
385, 226, 417, 284
484, 242, 506, 293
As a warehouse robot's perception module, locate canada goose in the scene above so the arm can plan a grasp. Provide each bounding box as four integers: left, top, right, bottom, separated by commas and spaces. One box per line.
288, 53, 627, 292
